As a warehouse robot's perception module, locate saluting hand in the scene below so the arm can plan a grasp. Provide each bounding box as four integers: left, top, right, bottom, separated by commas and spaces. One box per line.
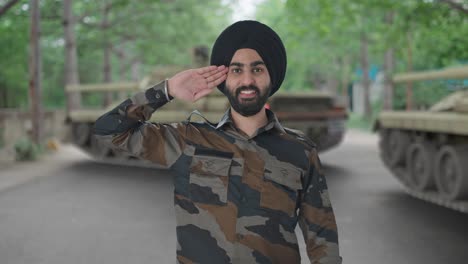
167, 65, 228, 102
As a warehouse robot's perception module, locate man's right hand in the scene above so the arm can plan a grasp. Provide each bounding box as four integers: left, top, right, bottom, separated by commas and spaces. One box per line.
167, 65, 228, 102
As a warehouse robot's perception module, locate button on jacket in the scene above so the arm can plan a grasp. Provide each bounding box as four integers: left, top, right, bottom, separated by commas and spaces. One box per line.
94, 81, 342, 264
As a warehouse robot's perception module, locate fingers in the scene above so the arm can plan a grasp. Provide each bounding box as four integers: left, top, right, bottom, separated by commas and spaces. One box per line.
201, 65, 227, 78
193, 87, 215, 102
192, 66, 227, 101
196, 65, 219, 75
171, 65, 227, 102
208, 70, 227, 88
205, 67, 228, 86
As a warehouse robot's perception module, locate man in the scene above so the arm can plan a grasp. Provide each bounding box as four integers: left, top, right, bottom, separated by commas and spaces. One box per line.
94, 20, 342, 264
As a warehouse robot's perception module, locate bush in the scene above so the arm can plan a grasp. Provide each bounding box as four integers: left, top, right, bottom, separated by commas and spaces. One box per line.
14, 138, 42, 161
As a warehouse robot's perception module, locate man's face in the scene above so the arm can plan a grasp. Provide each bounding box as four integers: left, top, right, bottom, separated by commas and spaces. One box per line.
225, 48, 271, 117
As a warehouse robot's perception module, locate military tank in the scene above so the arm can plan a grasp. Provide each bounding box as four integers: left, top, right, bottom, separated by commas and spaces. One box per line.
374, 65, 468, 213
65, 48, 348, 167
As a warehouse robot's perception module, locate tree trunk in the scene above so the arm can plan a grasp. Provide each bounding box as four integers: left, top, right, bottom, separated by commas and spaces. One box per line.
406, 31, 413, 111
383, 11, 395, 110
63, 0, 81, 113
117, 50, 127, 100
102, 2, 113, 107
326, 58, 340, 96
383, 47, 395, 110
29, 0, 43, 144
0, 89, 6, 108
0, 0, 21, 17
340, 56, 351, 108
360, 32, 371, 119
312, 72, 322, 91
118, 51, 126, 79
326, 76, 338, 96
131, 60, 141, 81
437, 0, 468, 15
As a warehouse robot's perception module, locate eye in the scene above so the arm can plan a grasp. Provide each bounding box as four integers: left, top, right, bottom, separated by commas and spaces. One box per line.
252, 67, 263, 73
231, 68, 241, 74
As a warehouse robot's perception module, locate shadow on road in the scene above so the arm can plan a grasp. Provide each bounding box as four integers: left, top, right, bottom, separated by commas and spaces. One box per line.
378, 189, 468, 224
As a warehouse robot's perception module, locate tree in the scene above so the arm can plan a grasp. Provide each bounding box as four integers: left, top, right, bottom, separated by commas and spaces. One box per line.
257, 0, 468, 115
0, 0, 21, 17
63, 0, 81, 112
437, 0, 468, 15
74, 0, 231, 106
382, 11, 395, 110
29, 0, 43, 144
1, 0, 227, 108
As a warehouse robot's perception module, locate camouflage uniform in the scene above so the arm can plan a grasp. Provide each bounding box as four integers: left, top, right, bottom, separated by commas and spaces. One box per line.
94, 81, 342, 264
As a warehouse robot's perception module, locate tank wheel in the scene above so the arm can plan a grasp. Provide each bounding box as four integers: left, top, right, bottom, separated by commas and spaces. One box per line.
90, 135, 112, 158
405, 142, 436, 191
434, 145, 468, 200
378, 129, 391, 167
381, 129, 410, 168
71, 123, 91, 146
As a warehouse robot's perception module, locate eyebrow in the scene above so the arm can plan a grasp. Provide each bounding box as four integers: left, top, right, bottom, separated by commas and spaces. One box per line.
229, 60, 265, 67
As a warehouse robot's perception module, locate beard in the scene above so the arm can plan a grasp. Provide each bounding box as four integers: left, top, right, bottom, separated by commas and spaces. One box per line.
226, 83, 271, 117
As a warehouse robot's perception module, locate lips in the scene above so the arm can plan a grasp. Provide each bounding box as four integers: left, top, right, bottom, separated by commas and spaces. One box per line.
236, 86, 260, 100
240, 90, 256, 95
239, 89, 257, 99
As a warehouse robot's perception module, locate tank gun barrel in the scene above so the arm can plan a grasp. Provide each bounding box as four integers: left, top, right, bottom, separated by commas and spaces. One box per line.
65, 56, 348, 175
393, 65, 468, 83
377, 64, 468, 213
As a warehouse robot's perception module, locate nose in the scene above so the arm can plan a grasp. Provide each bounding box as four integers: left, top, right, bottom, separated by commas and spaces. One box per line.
240, 71, 255, 86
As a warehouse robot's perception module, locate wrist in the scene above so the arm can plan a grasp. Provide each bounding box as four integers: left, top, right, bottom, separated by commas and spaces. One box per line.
165, 79, 174, 101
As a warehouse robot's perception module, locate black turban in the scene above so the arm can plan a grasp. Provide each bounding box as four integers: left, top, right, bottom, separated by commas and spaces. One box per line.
210, 20, 287, 97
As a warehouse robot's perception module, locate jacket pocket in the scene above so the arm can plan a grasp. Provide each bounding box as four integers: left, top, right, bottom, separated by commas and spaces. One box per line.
261, 165, 303, 216
189, 149, 233, 206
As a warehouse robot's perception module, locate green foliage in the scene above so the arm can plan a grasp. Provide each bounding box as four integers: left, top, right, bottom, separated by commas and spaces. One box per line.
1, 0, 467, 112
0, 0, 232, 109
14, 138, 43, 161
347, 113, 373, 131
393, 81, 456, 110
256, 0, 468, 116
347, 100, 382, 131
0, 3, 30, 109
70, 0, 231, 78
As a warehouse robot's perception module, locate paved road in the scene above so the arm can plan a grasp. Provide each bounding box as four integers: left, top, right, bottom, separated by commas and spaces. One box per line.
0, 130, 467, 264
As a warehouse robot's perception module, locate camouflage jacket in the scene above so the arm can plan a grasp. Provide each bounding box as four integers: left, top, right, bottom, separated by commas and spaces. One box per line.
94, 81, 342, 264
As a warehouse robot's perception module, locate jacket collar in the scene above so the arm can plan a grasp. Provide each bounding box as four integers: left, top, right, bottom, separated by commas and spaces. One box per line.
215, 108, 286, 134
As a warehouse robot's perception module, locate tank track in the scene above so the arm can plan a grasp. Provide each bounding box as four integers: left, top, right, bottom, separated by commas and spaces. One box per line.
391, 167, 468, 213
377, 127, 468, 214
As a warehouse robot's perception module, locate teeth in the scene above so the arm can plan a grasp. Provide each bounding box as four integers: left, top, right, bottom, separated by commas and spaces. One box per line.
241, 90, 255, 94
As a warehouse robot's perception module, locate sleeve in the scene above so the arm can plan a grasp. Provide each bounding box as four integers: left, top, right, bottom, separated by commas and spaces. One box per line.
298, 148, 342, 264
93, 80, 186, 169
